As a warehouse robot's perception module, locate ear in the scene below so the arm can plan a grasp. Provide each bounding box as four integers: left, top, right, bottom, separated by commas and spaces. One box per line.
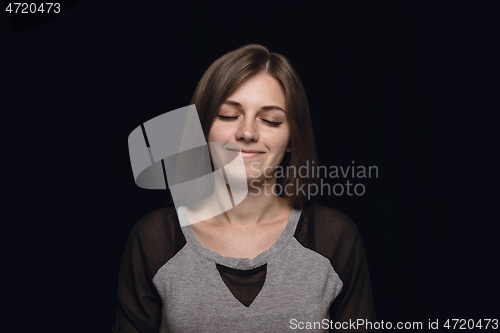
286, 140, 292, 153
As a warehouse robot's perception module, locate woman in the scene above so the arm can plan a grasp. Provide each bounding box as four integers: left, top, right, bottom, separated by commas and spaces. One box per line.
113, 44, 377, 332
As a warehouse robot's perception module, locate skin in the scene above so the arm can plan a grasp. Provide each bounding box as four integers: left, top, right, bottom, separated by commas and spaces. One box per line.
190, 73, 294, 259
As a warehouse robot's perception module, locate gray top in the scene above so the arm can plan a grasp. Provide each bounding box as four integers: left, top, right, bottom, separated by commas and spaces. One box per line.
152, 207, 342, 332
112, 204, 377, 332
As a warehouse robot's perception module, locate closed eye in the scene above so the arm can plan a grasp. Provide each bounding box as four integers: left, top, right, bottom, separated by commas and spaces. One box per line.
262, 119, 282, 126
217, 115, 282, 126
217, 115, 238, 120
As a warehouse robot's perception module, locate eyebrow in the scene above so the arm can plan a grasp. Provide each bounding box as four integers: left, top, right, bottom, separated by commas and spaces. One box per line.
222, 100, 286, 113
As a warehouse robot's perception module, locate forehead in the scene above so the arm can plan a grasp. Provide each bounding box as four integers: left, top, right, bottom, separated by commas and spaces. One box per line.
222, 73, 286, 110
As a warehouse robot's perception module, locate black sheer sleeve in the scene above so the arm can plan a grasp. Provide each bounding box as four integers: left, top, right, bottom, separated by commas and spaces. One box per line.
295, 205, 377, 332
112, 207, 185, 333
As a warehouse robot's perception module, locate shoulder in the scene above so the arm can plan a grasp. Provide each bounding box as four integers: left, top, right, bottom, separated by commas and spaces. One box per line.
129, 206, 179, 241
305, 204, 360, 240
128, 207, 185, 258
125, 206, 184, 275
300, 204, 362, 264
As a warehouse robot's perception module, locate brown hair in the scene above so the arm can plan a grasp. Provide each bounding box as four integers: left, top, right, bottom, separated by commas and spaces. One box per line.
191, 44, 318, 209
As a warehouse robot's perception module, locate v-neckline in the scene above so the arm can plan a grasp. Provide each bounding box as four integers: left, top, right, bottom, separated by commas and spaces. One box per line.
178, 206, 302, 270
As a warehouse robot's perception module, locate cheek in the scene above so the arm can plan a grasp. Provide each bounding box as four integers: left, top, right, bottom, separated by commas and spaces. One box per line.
207, 129, 215, 142
208, 124, 226, 142
264, 129, 290, 151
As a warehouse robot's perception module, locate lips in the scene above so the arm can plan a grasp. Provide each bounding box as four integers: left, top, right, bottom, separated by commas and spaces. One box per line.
240, 149, 265, 154
227, 148, 265, 158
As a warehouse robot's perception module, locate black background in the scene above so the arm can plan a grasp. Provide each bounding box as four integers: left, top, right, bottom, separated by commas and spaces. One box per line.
4, 1, 499, 331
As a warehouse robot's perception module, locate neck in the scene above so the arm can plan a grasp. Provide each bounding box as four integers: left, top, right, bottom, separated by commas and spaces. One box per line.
223, 177, 289, 226
188, 175, 291, 227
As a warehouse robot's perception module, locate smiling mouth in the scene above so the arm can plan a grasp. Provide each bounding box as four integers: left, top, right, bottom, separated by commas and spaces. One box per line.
227, 149, 265, 158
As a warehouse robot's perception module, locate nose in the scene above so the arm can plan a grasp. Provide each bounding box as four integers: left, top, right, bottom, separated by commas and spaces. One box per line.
235, 118, 259, 143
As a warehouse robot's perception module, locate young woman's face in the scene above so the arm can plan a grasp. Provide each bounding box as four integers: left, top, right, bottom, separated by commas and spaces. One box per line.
208, 73, 291, 182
